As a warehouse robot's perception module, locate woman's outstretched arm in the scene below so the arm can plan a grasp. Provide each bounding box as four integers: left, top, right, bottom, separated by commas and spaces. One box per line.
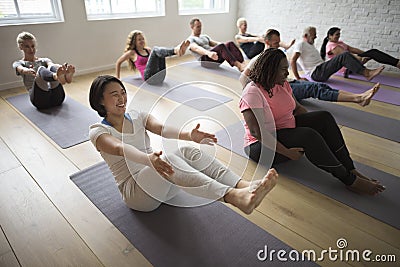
145, 114, 217, 144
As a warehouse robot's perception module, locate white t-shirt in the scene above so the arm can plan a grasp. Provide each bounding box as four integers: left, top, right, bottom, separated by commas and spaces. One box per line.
293, 40, 324, 75
89, 110, 152, 190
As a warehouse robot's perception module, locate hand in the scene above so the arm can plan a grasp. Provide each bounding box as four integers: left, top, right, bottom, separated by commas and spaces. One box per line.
149, 151, 174, 178
289, 39, 296, 47
208, 51, 218, 60
23, 68, 36, 76
190, 123, 217, 145
286, 147, 304, 160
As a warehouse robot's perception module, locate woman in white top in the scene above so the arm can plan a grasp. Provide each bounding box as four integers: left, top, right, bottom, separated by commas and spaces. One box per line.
88, 75, 277, 213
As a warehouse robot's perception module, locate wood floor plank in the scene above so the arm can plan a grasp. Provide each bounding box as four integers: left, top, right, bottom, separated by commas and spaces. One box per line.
0, 138, 20, 174
0, 226, 20, 267
0, 167, 103, 267
0, 97, 150, 267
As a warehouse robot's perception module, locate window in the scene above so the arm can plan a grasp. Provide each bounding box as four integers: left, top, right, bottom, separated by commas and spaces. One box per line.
178, 0, 228, 15
0, 0, 64, 26
84, 0, 165, 21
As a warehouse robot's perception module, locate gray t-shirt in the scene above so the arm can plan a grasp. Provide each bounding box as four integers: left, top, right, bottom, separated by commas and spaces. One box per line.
12, 58, 52, 90
188, 34, 212, 59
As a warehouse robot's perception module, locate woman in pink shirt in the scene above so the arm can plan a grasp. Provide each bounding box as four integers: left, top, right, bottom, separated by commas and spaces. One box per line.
320, 27, 400, 75
115, 30, 189, 84
240, 48, 385, 195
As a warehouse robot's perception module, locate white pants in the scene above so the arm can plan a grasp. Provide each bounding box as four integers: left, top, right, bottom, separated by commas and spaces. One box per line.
121, 146, 241, 212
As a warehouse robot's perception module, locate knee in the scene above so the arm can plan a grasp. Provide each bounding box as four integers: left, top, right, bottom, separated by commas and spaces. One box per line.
317, 110, 335, 123
178, 146, 201, 161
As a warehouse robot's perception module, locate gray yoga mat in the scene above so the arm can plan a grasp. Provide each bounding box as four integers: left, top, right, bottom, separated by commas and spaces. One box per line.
6, 94, 99, 149
70, 162, 316, 267
185, 61, 242, 80
215, 121, 400, 229
300, 98, 400, 142
122, 76, 232, 111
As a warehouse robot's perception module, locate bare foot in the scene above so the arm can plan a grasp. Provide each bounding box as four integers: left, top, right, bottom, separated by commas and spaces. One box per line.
55, 65, 67, 84
364, 66, 384, 81
174, 40, 190, 56
347, 175, 385, 195
225, 169, 278, 214
236, 61, 248, 72
358, 83, 380, 107
65, 64, 75, 83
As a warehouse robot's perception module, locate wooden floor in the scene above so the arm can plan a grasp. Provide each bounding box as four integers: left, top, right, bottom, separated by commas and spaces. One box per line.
0, 55, 399, 267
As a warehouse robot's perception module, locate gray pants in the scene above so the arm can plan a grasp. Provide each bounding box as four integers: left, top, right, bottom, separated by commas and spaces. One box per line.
311, 52, 365, 82
122, 146, 241, 212
144, 46, 175, 85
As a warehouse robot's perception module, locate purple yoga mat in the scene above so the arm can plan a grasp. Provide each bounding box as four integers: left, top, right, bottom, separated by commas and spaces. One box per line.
336, 72, 400, 89
302, 74, 400, 106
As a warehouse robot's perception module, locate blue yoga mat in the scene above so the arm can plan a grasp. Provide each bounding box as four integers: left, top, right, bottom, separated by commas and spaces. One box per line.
70, 162, 316, 267
122, 76, 233, 111
215, 121, 400, 229
6, 94, 99, 149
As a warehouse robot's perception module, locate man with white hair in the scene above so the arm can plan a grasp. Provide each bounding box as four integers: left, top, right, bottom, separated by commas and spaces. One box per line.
290, 26, 384, 82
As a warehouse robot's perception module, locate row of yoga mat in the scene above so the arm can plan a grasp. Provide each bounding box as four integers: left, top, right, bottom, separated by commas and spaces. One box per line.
6, 70, 399, 149
6, 61, 399, 266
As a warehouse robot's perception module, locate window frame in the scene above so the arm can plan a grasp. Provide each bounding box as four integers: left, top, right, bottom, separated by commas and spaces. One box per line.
177, 0, 229, 15
0, 0, 64, 27
84, 0, 165, 21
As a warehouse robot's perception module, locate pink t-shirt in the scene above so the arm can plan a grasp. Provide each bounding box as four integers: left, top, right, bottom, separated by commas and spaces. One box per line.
239, 81, 296, 147
135, 48, 150, 80
326, 41, 349, 60
326, 41, 349, 73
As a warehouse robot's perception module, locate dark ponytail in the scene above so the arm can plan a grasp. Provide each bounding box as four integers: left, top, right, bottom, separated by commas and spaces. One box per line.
320, 27, 340, 60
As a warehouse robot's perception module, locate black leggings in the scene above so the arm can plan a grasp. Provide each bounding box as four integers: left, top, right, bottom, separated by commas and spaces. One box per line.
247, 111, 356, 185
358, 49, 399, 67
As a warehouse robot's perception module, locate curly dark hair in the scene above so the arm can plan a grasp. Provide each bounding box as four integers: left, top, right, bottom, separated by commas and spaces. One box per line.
248, 48, 286, 97
89, 75, 126, 117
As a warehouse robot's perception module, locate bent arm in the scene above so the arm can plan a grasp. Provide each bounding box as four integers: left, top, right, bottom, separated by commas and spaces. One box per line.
236, 34, 262, 44
347, 45, 365, 55
115, 50, 135, 78
242, 108, 290, 157
189, 42, 211, 56
279, 39, 295, 50
290, 52, 302, 80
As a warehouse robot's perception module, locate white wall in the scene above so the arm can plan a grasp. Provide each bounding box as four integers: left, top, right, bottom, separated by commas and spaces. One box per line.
0, 0, 238, 90
238, 0, 400, 73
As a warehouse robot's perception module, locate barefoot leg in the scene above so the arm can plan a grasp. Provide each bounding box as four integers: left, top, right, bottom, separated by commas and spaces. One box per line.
364, 66, 384, 81
55, 65, 67, 85
358, 83, 380, 107
65, 64, 75, 83
225, 168, 278, 214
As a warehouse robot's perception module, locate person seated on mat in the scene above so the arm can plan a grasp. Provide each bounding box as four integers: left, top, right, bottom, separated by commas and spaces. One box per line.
290, 26, 384, 83
235, 18, 295, 59
115, 30, 190, 85
12, 31, 75, 109
240, 29, 380, 107
88, 75, 277, 214
240, 48, 385, 195
188, 17, 247, 72
320, 27, 400, 77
